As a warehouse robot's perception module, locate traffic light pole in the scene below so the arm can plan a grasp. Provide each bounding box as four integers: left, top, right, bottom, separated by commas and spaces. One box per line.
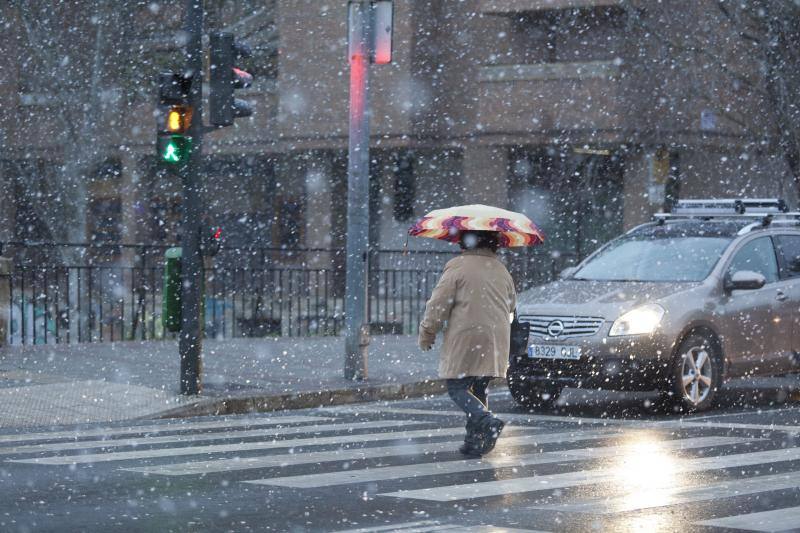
344, 1, 373, 380
179, 0, 205, 395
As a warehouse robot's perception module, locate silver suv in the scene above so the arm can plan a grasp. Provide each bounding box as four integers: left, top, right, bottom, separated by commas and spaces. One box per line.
510, 199, 800, 412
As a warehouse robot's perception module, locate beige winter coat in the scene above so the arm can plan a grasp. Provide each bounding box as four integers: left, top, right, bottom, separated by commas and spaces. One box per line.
419, 248, 517, 379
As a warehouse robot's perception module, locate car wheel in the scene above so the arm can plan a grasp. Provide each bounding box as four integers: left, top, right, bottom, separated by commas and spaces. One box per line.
666, 332, 722, 413
507, 367, 561, 409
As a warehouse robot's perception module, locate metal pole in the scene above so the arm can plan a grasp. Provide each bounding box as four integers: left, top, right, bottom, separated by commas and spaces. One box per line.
179, 0, 205, 395
0, 257, 10, 346
344, 1, 372, 380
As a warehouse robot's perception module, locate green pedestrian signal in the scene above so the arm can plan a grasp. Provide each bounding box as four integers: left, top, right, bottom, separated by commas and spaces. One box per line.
164, 140, 180, 162
157, 134, 192, 165
156, 73, 194, 167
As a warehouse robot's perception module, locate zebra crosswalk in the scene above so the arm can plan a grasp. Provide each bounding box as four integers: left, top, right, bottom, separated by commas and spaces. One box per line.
379, 447, 800, 502
534, 471, 800, 515
124, 427, 619, 477
0, 419, 419, 455
0, 414, 332, 444
3, 403, 800, 532
248, 435, 747, 489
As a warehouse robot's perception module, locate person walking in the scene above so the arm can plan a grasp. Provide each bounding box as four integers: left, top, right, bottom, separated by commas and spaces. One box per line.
418, 230, 517, 456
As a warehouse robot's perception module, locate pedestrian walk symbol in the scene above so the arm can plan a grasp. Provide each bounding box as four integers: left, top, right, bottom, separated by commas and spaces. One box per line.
164, 142, 179, 162
157, 134, 191, 164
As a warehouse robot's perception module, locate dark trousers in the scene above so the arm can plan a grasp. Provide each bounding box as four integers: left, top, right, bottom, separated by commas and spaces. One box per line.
446, 376, 492, 425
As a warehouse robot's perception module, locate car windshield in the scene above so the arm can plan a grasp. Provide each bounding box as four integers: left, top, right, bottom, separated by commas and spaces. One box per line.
573, 234, 733, 282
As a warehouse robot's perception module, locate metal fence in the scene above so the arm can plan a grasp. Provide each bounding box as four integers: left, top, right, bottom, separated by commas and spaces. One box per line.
0, 242, 576, 345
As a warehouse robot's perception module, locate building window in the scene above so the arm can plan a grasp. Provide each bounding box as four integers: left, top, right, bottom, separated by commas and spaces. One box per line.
509, 147, 624, 261
511, 6, 626, 64
393, 153, 415, 222
95, 159, 123, 182
273, 196, 304, 248
89, 198, 122, 243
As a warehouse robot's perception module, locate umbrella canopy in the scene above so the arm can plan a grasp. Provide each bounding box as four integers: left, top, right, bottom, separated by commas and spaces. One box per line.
408, 204, 545, 248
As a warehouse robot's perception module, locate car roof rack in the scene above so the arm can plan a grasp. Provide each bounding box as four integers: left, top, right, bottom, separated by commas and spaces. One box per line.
653, 198, 800, 227
737, 217, 800, 235
672, 198, 787, 215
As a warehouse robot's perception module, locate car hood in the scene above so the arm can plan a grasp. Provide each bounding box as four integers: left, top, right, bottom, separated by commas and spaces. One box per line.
517, 279, 700, 319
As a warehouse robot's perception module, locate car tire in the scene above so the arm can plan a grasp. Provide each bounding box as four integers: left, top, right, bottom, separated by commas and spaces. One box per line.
665, 332, 723, 413
507, 367, 561, 409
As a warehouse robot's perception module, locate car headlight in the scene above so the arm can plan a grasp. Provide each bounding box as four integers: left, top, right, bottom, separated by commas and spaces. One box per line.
609, 304, 665, 337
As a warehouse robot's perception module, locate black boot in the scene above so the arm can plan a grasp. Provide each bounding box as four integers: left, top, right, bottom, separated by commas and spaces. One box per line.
477, 416, 505, 455
458, 419, 484, 456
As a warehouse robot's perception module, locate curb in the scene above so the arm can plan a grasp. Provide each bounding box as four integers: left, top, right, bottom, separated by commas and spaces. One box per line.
154, 379, 450, 420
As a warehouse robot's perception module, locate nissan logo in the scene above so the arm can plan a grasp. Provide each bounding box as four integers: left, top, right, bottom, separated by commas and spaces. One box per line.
547, 320, 565, 337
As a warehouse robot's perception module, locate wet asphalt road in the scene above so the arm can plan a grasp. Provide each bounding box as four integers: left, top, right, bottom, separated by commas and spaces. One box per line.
1, 384, 800, 533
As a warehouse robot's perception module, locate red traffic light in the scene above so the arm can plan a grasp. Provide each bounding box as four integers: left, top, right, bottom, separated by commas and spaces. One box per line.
210, 32, 255, 126
372, 1, 393, 65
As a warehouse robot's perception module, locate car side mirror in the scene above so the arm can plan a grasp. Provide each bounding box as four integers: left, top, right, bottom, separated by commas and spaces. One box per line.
560, 266, 578, 280
725, 270, 767, 292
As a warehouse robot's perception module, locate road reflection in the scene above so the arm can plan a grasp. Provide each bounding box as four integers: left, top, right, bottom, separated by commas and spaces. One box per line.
602, 434, 686, 532
608, 434, 681, 510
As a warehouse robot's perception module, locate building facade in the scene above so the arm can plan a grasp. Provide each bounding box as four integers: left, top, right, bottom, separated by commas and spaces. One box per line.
1, 0, 795, 267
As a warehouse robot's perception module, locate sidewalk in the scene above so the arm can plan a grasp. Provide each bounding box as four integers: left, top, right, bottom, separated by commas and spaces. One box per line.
0, 335, 443, 428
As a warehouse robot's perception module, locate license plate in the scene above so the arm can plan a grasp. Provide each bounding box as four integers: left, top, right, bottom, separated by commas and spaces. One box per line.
528, 344, 582, 360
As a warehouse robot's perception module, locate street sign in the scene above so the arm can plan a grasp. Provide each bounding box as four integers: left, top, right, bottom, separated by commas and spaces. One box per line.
348, 1, 393, 65
372, 1, 393, 64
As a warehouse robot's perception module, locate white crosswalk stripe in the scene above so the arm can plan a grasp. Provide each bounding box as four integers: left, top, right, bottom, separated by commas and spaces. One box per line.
123, 428, 619, 476
120, 428, 621, 476
323, 406, 800, 435
696, 505, 800, 532
380, 446, 800, 502
333, 521, 549, 533
247, 436, 750, 489
321, 406, 638, 428
532, 470, 800, 514
332, 521, 445, 533
440, 528, 548, 533
0, 419, 421, 455
0, 415, 331, 444
9, 424, 474, 465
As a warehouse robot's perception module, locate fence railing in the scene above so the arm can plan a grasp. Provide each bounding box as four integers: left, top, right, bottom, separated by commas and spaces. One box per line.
0, 242, 578, 345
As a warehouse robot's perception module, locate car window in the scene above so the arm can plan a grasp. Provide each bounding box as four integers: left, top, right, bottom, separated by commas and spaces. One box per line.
776, 235, 800, 279
573, 236, 732, 282
726, 237, 778, 284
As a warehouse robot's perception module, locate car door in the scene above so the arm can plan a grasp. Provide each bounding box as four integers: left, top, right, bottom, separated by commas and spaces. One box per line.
718, 236, 787, 377
774, 233, 800, 371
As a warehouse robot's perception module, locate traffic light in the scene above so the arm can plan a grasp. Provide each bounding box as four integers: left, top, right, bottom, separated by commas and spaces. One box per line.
157, 72, 194, 165
209, 32, 254, 127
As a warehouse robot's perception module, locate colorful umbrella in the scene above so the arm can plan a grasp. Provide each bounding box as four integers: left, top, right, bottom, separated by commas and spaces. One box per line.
408, 204, 545, 248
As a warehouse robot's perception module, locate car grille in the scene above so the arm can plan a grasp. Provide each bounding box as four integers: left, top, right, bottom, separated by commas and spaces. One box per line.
519, 315, 605, 339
